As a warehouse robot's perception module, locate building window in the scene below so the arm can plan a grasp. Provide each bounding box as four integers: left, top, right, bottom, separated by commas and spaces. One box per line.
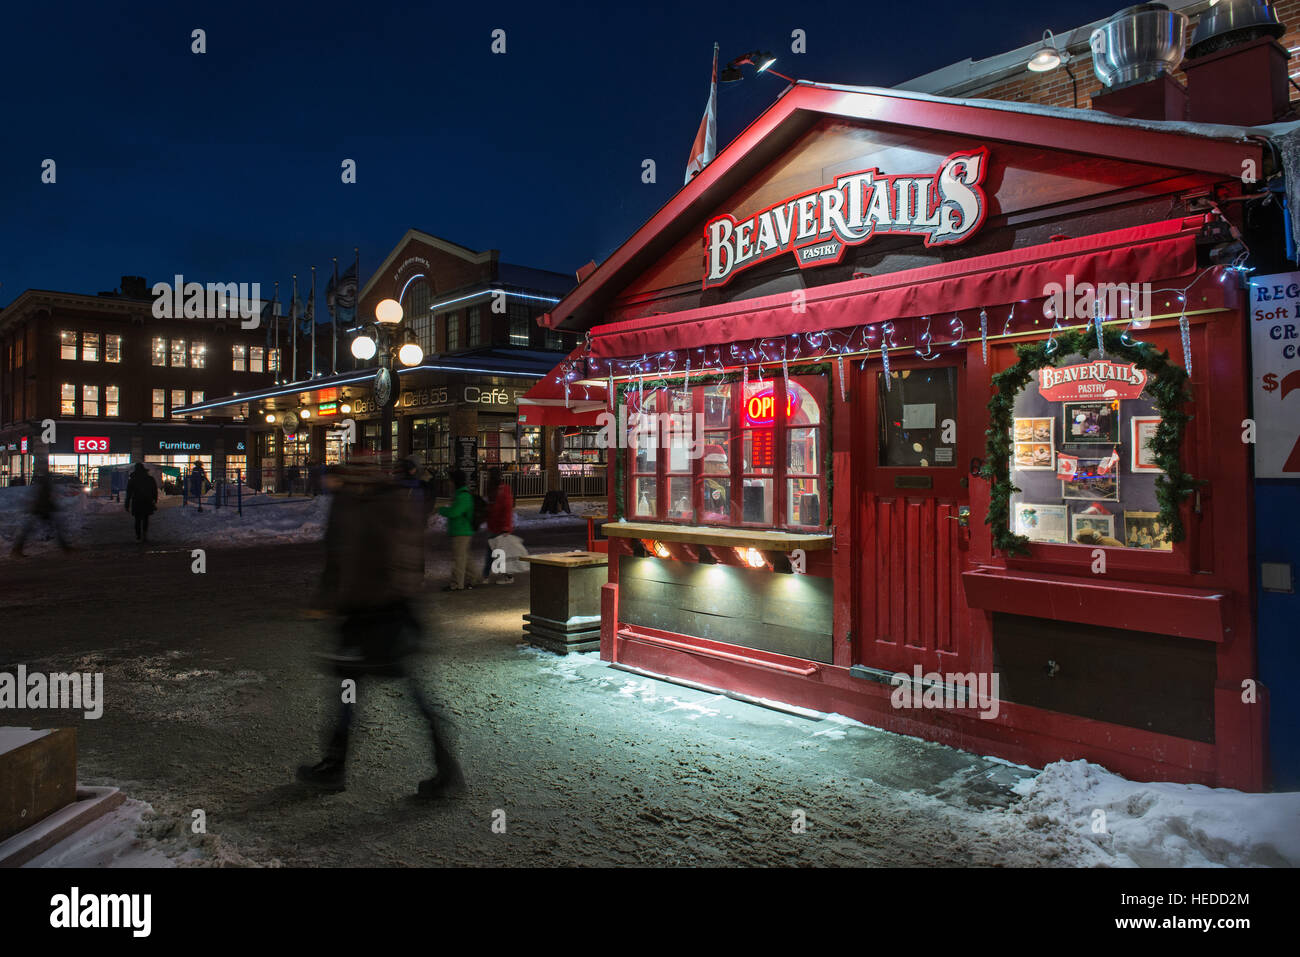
152, 337, 167, 366
83, 384, 99, 417
544, 328, 564, 351
105, 385, 120, 417
152, 389, 166, 418
171, 389, 186, 418
190, 390, 204, 420
60, 331, 78, 361
61, 383, 76, 415
446, 311, 461, 351
627, 375, 826, 530
249, 346, 264, 373
105, 334, 122, 363
508, 304, 531, 347
405, 279, 434, 355
410, 415, 450, 475
467, 306, 481, 349
81, 332, 99, 362
232, 344, 246, 371
268, 348, 280, 372
190, 340, 206, 368
171, 339, 187, 367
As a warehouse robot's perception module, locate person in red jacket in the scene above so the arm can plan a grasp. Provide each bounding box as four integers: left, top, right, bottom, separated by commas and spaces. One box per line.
483, 467, 515, 584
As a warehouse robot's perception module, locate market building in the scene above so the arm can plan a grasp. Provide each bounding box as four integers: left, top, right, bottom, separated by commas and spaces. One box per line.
180, 230, 595, 495
535, 8, 1300, 790
0, 276, 276, 488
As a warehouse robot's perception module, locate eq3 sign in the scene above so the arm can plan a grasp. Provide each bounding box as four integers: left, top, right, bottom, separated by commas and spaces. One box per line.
73, 436, 110, 453
1250, 272, 1300, 477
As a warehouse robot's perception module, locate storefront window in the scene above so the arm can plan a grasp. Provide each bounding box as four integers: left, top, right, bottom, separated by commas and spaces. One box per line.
61, 383, 76, 415
625, 375, 827, 530
60, 331, 77, 361
560, 426, 606, 472
82, 384, 99, 417
518, 426, 542, 469
1008, 352, 1173, 551
81, 332, 98, 362
411, 415, 450, 474
171, 339, 187, 367
477, 417, 518, 468
105, 334, 122, 363
105, 385, 119, 417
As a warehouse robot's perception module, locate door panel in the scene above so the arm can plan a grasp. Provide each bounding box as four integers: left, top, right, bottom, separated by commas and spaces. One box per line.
855, 356, 973, 676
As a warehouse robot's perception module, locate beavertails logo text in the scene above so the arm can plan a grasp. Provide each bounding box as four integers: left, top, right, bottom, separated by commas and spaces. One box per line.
703, 147, 990, 289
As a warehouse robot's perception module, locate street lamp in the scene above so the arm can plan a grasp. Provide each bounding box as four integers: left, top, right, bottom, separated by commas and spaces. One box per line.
348, 297, 426, 464
720, 50, 795, 84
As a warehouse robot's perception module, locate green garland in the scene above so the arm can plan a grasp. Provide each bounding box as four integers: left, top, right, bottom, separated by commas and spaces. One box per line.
610, 363, 832, 525
981, 327, 1198, 556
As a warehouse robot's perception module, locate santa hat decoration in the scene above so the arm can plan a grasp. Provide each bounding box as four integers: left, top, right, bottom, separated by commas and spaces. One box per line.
704, 443, 727, 465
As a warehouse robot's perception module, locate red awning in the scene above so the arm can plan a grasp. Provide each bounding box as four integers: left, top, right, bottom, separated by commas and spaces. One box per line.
587, 216, 1220, 359
517, 346, 608, 427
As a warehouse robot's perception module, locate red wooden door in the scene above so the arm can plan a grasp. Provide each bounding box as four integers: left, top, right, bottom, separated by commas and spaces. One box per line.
853, 356, 974, 676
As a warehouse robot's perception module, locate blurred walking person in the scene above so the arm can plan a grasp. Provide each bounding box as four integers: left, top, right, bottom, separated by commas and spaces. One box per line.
124, 463, 158, 544
10, 470, 71, 557
298, 459, 466, 798
438, 468, 482, 591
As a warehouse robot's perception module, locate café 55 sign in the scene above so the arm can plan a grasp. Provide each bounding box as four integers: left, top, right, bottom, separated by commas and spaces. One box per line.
703, 148, 990, 289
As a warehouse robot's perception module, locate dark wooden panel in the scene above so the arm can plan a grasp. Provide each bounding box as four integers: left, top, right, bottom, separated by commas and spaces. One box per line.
992, 613, 1216, 742
619, 557, 833, 663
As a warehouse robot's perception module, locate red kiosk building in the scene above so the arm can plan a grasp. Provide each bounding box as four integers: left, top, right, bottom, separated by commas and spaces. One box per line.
535, 81, 1286, 791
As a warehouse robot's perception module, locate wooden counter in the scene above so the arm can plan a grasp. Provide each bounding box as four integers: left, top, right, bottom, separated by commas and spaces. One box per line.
602, 521, 833, 551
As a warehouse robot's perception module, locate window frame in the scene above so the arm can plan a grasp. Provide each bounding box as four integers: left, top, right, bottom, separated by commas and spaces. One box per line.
624, 374, 827, 532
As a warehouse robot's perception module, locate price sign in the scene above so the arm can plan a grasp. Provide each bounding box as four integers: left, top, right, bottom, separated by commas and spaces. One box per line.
1249, 272, 1300, 477
750, 429, 774, 469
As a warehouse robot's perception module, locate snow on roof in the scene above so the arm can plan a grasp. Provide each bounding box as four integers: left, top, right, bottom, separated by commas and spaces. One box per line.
799, 79, 1298, 143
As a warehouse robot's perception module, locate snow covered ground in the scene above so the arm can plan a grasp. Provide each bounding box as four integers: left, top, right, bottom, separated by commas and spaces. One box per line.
28, 648, 1299, 868
0, 485, 593, 558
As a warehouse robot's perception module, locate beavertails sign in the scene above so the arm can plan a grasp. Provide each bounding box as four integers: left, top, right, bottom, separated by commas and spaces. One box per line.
1039, 360, 1148, 401
703, 148, 990, 289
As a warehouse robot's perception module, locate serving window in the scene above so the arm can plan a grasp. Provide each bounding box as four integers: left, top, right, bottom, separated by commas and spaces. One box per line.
1007, 352, 1173, 552
625, 374, 826, 530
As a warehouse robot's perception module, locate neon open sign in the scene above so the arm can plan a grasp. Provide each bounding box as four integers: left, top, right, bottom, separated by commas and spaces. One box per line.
743, 390, 798, 427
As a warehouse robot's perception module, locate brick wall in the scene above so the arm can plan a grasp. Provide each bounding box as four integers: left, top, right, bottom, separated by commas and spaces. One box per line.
955, 1, 1300, 111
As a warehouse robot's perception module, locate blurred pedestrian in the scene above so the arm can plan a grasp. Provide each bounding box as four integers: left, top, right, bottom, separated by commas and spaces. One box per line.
189, 462, 209, 512
124, 463, 158, 544
438, 468, 482, 591
483, 467, 515, 584
297, 460, 465, 799
10, 470, 70, 556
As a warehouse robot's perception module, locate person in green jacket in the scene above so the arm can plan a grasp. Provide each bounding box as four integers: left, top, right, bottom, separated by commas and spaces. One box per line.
438, 469, 482, 590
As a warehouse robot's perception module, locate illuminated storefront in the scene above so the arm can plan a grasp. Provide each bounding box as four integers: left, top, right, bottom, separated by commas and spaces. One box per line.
537, 81, 1289, 790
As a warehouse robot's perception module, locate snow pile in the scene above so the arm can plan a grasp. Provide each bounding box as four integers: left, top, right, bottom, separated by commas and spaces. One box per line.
1009, 760, 1300, 868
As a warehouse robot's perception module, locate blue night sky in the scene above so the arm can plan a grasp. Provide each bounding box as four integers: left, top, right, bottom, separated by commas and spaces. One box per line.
2, 0, 1125, 303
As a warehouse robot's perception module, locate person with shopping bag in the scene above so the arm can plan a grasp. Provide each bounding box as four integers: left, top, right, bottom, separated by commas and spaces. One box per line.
482, 467, 524, 584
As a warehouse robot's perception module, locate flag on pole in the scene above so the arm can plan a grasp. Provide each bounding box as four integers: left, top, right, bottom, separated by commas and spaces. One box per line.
290, 275, 301, 382
308, 266, 317, 379
326, 254, 359, 374
684, 43, 719, 184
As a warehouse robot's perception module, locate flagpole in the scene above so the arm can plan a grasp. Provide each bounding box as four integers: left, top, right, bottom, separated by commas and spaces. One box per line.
331, 257, 339, 376
272, 280, 280, 385
310, 265, 317, 379
291, 273, 298, 382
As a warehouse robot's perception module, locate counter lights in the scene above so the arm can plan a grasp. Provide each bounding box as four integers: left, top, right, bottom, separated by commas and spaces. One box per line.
735, 547, 768, 569
264, 413, 276, 424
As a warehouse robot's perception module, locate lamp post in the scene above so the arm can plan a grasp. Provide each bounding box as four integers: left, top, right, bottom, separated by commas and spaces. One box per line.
350, 298, 423, 465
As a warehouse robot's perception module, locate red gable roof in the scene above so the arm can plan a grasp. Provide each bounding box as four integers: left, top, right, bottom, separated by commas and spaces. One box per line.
543, 81, 1260, 333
